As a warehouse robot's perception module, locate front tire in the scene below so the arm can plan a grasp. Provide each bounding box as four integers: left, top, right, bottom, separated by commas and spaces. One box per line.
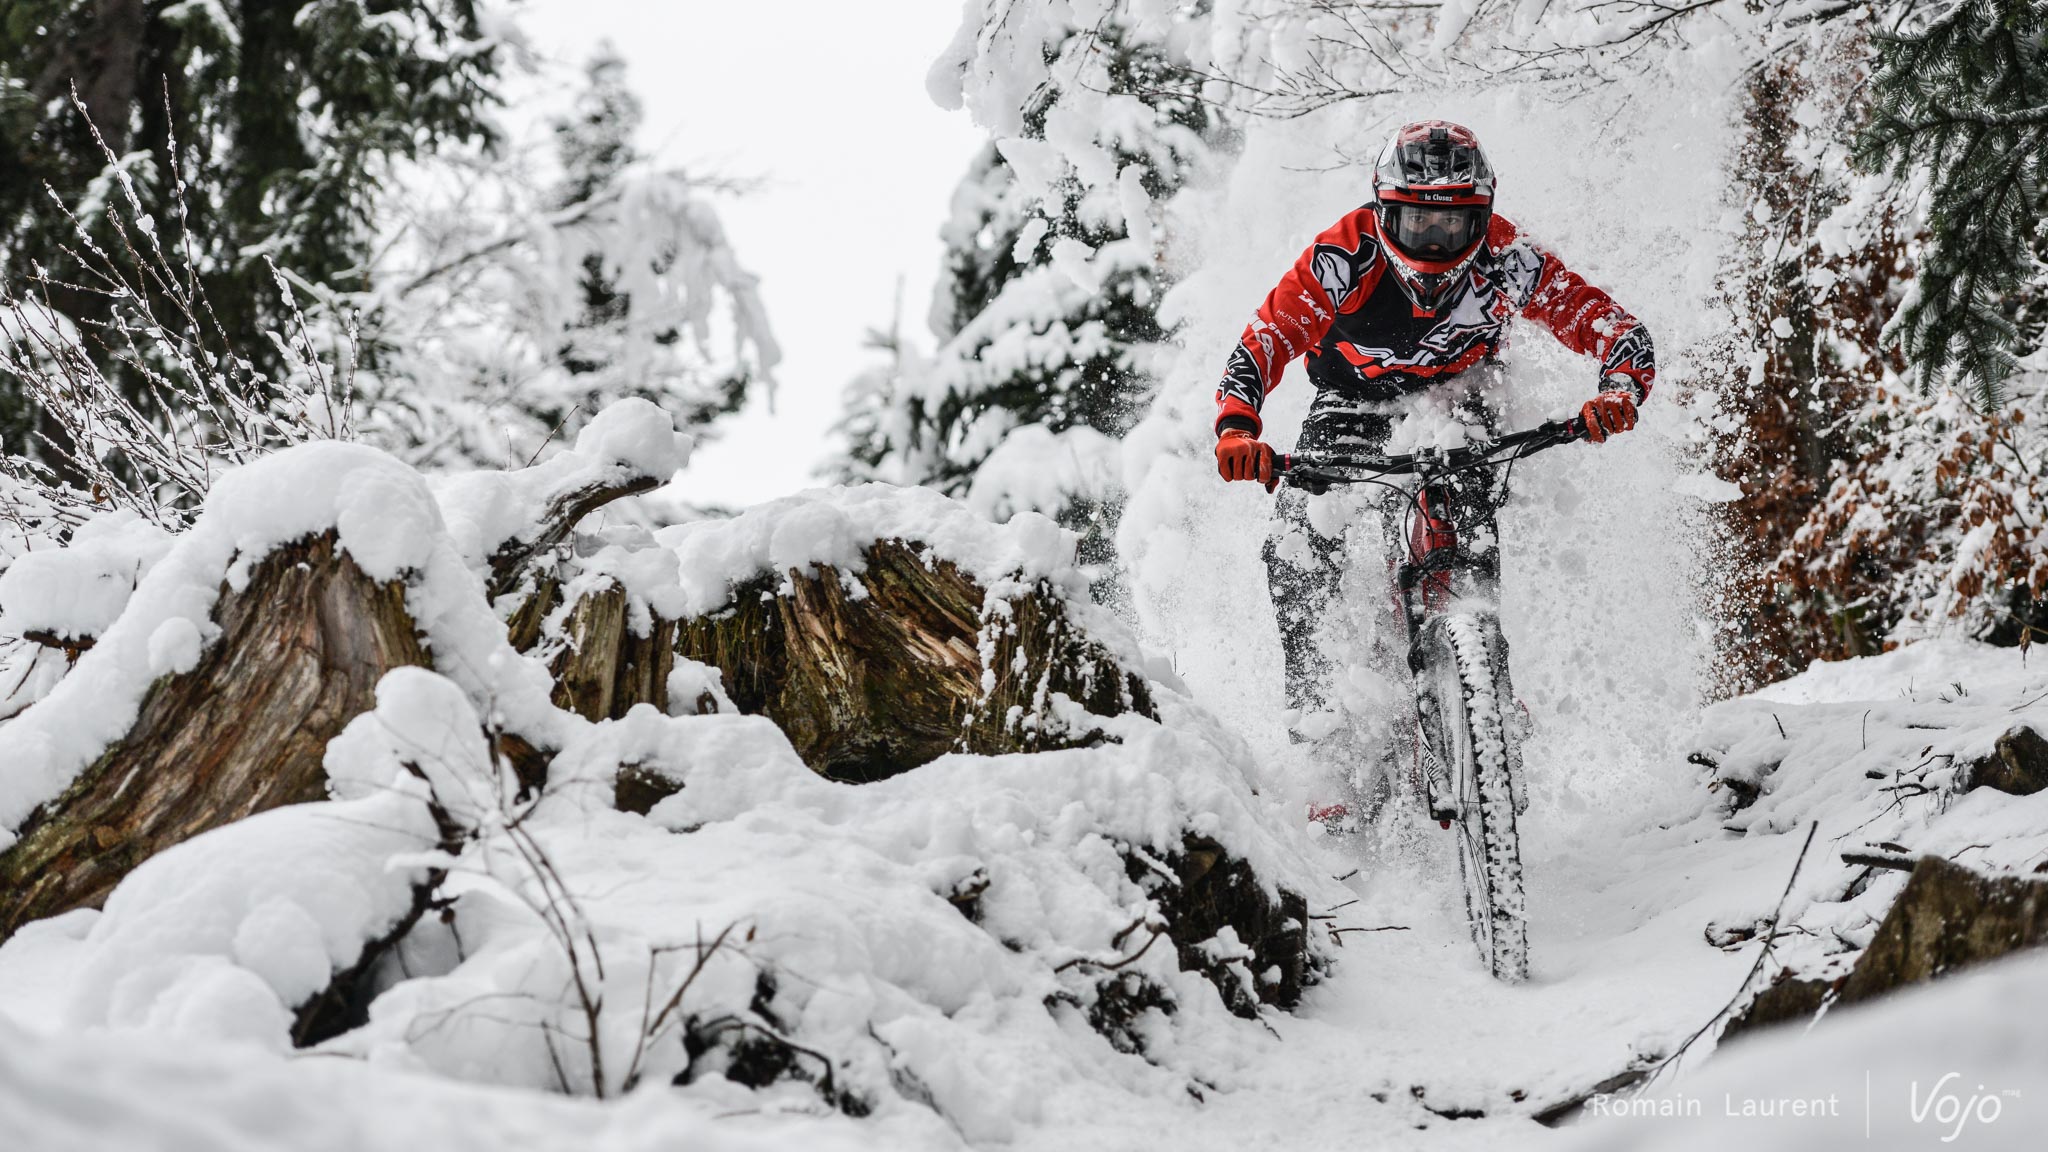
1417, 613, 1529, 982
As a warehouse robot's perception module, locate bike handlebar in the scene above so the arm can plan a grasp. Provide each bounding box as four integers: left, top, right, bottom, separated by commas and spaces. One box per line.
1276, 416, 1587, 487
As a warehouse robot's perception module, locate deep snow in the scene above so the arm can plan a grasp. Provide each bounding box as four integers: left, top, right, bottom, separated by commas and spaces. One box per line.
6, 8, 2048, 1152
3, 631, 2043, 1150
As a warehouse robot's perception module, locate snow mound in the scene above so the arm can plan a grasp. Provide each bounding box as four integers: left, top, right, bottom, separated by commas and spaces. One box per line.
0, 440, 571, 843
430, 397, 690, 570
653, 481, 1083, 617
312, 675, 1337, 1138
1680, 638, 2048, 1000
0, 511, 172, 642
0, 788, 439, 1048
1564, 950, 2048, 1151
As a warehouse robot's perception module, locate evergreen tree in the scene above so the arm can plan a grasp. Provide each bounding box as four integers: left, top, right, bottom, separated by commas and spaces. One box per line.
0, 0, 504, 458
357, 46, 779, 469
841, 21, 1212, 590
1856, 0, 2048, 404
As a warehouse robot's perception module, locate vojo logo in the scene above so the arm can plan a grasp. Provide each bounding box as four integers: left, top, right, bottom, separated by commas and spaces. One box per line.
1909, 1073, 2014, 1143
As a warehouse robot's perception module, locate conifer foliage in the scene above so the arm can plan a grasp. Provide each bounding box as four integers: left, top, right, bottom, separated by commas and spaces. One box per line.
842, 19, 1211, 588
356, 46, 779, 469
0, 0, 506, 454
1857, 0, 2048, 403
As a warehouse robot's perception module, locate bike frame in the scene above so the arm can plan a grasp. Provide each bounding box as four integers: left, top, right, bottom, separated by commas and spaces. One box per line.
1276, 415, 1586, 669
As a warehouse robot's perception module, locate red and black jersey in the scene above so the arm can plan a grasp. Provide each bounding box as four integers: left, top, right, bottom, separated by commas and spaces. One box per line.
1215, 208, 1655, 436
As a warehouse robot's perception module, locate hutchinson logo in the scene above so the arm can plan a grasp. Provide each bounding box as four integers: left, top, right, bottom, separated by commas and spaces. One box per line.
1910, 1073, 2013, 1143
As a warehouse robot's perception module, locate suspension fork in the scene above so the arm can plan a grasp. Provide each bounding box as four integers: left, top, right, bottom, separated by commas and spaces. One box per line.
1392, 481, 1458, 672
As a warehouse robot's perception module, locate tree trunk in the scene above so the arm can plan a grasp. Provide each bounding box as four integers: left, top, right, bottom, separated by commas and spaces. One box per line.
672, 539, 1154, 783
0, 533, 427, 940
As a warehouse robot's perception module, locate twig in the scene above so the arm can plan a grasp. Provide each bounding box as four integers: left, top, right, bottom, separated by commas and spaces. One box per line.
1840, 849, 1916, 873
1637, 821, 1819, 1091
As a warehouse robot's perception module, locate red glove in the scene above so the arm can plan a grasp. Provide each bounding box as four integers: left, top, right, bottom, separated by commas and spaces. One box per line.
1581, 390, 1639, 444
1215, 428, 1276, 490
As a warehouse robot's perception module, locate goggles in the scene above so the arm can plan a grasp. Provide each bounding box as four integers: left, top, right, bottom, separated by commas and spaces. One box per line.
1380, 203, 1490, 263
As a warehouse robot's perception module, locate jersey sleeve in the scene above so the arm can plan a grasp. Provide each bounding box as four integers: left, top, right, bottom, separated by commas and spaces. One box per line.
1495, 221, 1657, 400
1214, 212, 1367, 437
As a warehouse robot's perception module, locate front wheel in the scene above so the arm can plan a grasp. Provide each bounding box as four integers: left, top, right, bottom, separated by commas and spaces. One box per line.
1416, 613, 1529, 982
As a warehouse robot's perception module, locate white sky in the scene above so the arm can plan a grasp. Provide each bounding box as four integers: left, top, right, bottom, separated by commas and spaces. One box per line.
518, 0, 986, 506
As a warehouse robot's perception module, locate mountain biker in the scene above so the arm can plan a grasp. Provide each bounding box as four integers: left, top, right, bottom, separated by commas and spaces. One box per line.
1212, 120, 1656, 741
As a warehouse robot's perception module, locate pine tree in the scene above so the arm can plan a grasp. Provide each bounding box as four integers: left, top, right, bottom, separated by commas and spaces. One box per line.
1856, 0, 2048, 405
0, 0, 504, 461
842, 21, 1212, 591
356, 46, 779, 469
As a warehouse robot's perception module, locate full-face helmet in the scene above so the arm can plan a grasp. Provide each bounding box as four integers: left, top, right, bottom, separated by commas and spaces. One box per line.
1372, 121, 1496, 312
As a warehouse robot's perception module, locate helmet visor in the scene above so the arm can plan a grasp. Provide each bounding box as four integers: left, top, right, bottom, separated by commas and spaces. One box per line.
1381, 203, 1489, 263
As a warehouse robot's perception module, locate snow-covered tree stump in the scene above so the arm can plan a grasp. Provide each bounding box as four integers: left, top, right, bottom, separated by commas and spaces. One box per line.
672, 539, 1155, 782
1724, 856, 2048, 1040
0, 533, 427, 940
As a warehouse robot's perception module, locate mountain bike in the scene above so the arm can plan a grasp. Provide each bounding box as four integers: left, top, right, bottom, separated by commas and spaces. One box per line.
1277, 415, 1587, 983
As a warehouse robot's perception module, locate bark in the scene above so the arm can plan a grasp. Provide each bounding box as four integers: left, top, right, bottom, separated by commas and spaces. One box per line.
674, 539, 1155, 783
1721, 856, 2048, 1042
0, 533, 428, 941
547, 580, 676, 723
1128, 834, 1317, 1018
486, 475, 661, 601
1960, 724, 2048, 797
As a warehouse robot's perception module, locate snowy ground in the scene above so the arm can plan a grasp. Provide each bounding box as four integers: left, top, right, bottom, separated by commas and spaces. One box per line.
5, 592, 2043, 1150
7, 10, 2048, 1149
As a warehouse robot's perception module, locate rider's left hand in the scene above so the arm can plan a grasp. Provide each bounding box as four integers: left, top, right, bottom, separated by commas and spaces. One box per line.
1580, 389, 1638, 444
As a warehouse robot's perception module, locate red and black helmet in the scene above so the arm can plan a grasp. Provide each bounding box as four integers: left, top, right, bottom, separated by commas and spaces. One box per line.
1372, 120, 1496, 312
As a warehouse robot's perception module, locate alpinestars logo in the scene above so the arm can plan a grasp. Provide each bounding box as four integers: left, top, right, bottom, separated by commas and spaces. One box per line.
1602, 324, 1655, 382
1311, 236, 1378, 314
1335, 267, 1507, 376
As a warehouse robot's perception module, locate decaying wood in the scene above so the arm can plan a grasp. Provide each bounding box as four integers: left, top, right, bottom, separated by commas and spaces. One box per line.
0, 533, 429, 940
1722, 855, 2048, 1041
485, 475, 660, 601
546, 580, 678, 723
674, 539, 1155, 783
1129, 834, 1317, 1017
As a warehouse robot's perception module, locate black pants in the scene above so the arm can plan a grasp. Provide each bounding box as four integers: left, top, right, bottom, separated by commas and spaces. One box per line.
1262, 386, 1507, 721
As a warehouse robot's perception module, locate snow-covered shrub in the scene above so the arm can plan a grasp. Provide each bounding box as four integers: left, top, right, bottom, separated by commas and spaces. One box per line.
1779, 383, 2048, 648
356, 49, 780, 472
1691, 19, 1920, 689
0, 114, 362, 531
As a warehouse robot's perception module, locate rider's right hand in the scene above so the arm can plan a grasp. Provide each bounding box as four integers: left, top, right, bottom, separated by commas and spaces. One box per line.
1216, 428, 1277, 491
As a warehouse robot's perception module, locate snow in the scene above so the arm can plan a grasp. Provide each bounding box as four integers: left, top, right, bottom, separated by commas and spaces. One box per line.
654, 482, 1082, 617
1562, 950, 2048, 1151
6, 6, 2048, 1150
430, 397, 691, 570
0, 440, 571, 844
965, 424, 1124, 523
0, 788, 440, 1049
0, 510, 172, 641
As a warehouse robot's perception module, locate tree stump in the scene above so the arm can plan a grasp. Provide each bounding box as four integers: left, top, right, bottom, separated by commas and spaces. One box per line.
0, 533, 428, 940
1722, 856, 2048, 1042
674, 539, 1155, 783
1962, 724, 2048, 797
